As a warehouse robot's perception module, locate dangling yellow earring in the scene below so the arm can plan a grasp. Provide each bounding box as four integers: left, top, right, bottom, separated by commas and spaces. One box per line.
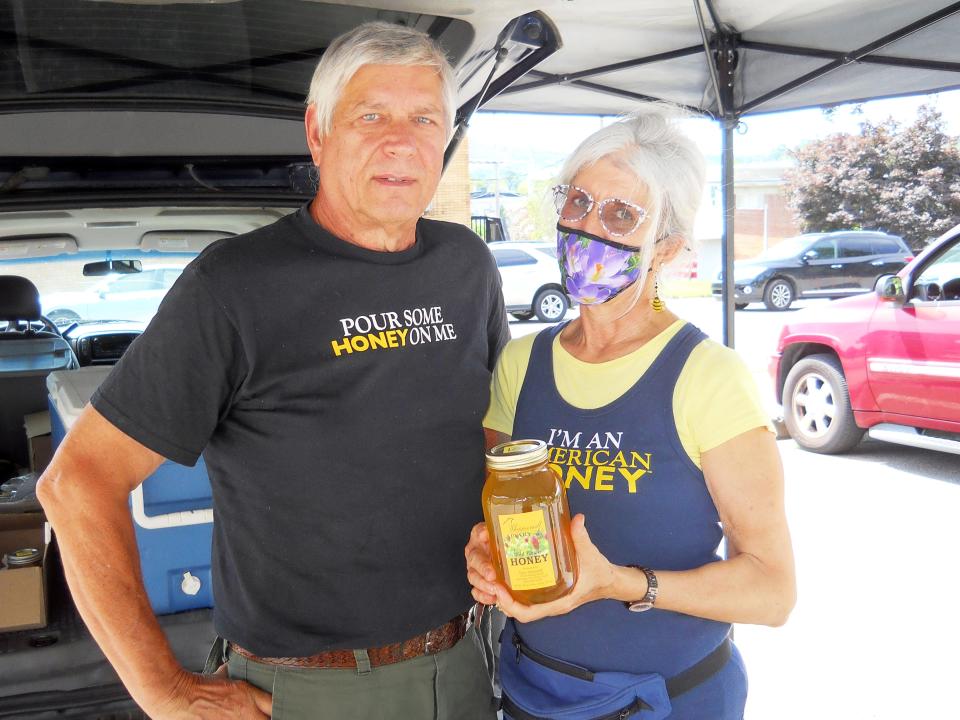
651, 274, 665, 312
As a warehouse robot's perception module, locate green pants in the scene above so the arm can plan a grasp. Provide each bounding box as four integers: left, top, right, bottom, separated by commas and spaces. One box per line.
225, 628, 497, 720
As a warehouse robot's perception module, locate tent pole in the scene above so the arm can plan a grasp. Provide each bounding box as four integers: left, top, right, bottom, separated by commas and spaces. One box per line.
721, 118, 735, 348
699, 0, 739, 348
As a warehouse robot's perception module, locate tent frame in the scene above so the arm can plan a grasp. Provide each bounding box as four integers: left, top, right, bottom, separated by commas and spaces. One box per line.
496, 0, 960, 346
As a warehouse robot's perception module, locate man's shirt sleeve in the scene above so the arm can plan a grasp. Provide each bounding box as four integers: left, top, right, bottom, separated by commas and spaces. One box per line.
485, 253, 510, 371
91, 265, 248, 466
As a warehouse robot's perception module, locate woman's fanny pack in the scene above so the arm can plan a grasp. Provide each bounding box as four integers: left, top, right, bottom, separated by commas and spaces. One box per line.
500, 630, 732, 720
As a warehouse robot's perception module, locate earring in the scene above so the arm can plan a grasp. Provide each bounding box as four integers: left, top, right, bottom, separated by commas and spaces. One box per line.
651, 274, 665, 313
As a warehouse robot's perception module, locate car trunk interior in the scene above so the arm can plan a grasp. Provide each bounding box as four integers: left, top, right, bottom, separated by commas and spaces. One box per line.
0, 2, 565, 715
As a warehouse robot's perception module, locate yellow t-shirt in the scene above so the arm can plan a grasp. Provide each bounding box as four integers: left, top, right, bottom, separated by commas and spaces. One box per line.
483, 321, 772, 468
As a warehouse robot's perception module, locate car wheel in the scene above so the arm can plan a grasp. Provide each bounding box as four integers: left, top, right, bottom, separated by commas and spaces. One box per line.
763, 278, 794, 311
782, 353, 864, 454
734, 303, 748, 310
511, 311, 534, 321
534, 289, 568, 323
47, 309, 81, 327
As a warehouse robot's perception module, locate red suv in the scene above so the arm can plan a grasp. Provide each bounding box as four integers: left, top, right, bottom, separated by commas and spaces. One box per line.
770, 227, 960, 454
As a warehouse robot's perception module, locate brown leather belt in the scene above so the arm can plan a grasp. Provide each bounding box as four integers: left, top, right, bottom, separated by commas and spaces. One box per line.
228, 610, 471, 669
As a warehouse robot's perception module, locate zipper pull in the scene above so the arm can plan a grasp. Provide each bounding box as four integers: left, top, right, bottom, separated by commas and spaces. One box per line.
513, 633, 521, 664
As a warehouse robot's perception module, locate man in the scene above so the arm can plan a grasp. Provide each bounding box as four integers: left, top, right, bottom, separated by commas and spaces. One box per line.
37, 22, 508, 720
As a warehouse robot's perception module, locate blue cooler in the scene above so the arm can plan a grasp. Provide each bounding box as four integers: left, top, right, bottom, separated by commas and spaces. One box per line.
47, 366, 214, 615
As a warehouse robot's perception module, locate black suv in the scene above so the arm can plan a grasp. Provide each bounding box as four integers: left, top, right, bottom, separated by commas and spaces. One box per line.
712, 231, 913, 310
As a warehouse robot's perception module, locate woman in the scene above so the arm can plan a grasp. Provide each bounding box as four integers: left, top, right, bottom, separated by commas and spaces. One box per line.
465, 106, 796, 719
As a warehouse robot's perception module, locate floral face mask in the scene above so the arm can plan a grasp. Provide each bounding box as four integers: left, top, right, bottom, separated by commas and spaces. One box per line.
557, 225, 647, 305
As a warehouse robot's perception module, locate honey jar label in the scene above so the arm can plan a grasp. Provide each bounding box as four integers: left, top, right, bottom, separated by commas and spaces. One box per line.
498, 510, 557, 591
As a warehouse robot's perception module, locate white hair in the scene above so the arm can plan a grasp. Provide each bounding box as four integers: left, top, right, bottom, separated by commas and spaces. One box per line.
305, 21, 457, 140
558, 104, 705, 245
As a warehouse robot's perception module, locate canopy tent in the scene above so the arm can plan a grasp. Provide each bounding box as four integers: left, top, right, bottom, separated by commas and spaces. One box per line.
478, 0, 960, 346
3, 0, 959, 346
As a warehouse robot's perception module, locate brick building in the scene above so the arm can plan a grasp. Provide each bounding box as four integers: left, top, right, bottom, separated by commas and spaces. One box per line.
424, 137, 471, 226
731, 162, 802, 259
692, 159, 802, 282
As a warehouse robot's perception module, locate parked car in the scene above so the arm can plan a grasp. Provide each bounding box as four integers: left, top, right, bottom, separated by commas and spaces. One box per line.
712, 230, 913, 310
770, 227, 960, 455
490, 241, 570, 322
60, 320, 149, 367
0, 3, 559, 717
41, 265, 186, 326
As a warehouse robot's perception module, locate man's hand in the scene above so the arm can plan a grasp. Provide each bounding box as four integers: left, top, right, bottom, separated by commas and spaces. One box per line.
149, 666, 273, 719
466, 514, 622, 623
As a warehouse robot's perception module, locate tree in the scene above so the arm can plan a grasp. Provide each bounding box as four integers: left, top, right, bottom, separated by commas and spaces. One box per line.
784, 105, 960, 250
521, 178, 559, 242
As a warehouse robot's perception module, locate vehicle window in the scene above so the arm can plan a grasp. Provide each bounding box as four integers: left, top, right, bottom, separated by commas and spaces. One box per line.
2, 252, 195, 327
838, 237, 873, 257
103, 273, 165, 292
492, 249, 537, 267
871, 237, 903, 254
915, 243, 960, 297
759, 235, 825, 260
536, 247, 557, 260
161, 268, 184, 287
806, 238, 836, 259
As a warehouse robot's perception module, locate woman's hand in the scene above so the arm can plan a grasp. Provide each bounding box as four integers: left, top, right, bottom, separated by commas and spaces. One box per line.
465, 522, 499, 606
466, 514, 626, 623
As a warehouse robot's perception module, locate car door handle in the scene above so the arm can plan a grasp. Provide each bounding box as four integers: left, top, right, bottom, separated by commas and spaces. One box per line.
831, 264, 842, 269
870, 260, 885, 265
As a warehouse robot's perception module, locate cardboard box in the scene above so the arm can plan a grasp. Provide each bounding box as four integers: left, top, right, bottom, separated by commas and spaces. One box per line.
0, 513, 48, 632
23, 411, 53, 475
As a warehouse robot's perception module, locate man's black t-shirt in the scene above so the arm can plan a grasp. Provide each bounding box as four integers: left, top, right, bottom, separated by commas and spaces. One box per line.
91, 207, 509, 656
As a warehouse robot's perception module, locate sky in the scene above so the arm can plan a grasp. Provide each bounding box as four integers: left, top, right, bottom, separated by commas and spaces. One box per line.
466, 89, 960, 175
466, 89, 960, 245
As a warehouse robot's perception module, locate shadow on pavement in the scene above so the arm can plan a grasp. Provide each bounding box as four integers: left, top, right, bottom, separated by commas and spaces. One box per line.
778, 436, 959, 486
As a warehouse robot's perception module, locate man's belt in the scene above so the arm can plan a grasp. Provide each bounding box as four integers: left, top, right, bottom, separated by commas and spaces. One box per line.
228, 610, 471, 669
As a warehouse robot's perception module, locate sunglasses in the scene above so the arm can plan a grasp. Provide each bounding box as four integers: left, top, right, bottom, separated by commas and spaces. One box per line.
551, 184, 648, 238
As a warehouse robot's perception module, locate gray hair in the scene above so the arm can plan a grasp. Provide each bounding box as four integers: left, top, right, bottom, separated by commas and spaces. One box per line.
305, 21, 457, 140
558, 105, 705, 245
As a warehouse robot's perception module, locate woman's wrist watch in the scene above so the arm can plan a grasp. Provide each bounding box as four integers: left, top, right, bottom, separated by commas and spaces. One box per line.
624, 565, 658, 612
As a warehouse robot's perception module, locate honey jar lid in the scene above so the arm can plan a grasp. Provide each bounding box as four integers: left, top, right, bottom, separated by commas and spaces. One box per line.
4, 547, 41, 568
486, 439, 549, 470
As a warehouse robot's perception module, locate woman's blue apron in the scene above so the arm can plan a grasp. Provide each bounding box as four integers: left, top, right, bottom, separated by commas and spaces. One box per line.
507, 321, 747, 719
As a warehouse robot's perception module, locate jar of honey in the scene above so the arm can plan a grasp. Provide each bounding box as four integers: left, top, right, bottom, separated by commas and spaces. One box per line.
483, 439, 577, 604
3, 547, 41, 569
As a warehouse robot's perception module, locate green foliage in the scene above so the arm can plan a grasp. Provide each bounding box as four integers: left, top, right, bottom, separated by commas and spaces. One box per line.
784, 105, 960, 250
508, 178, 557, 243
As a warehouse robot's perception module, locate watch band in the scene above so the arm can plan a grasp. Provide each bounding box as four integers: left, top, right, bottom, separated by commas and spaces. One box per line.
624, 565, 658, 612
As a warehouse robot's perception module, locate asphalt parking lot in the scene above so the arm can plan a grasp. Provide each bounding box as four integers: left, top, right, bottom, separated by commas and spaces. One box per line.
509, 296, 960, 719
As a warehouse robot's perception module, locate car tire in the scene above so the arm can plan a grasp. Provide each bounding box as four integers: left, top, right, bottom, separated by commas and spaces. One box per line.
763, 278, 794, 311
534, 288, 568, 323
511, 311, 534, 321
782, 353, 864, 454
47, 309, 81, 327
734, 303, 748, 310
